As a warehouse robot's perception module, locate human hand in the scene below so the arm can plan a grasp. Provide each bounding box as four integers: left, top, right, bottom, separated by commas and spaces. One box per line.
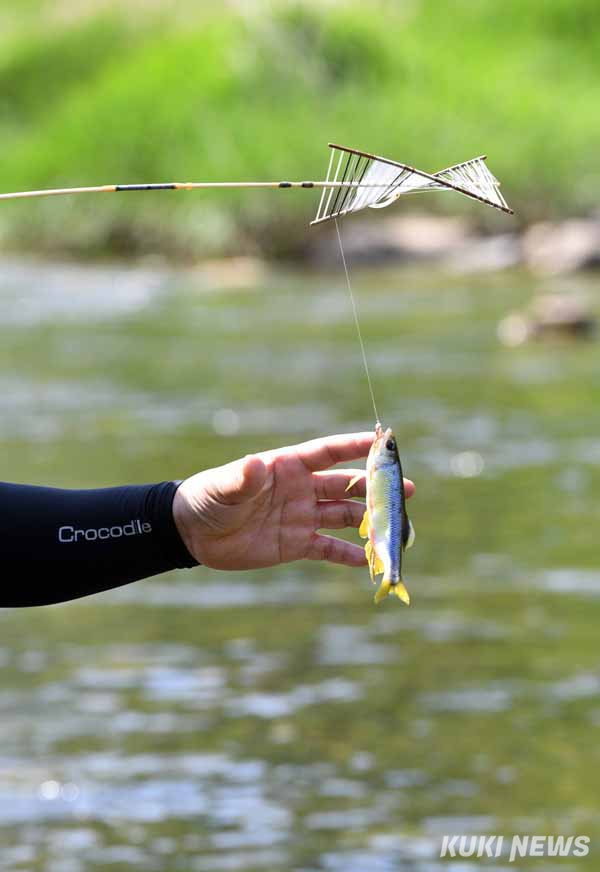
172, 432, 415, 571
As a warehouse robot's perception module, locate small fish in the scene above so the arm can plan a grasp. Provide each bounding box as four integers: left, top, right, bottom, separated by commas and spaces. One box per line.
347, 423, 415, 604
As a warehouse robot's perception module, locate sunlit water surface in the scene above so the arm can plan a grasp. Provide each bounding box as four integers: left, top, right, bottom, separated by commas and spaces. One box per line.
1, 258, 600, 870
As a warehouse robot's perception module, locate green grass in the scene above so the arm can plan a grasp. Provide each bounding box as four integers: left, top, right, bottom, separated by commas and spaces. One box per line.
0, 0, 599, 257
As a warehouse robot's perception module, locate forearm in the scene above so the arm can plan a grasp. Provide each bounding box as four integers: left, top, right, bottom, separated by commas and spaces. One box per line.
0, 481, 197, 607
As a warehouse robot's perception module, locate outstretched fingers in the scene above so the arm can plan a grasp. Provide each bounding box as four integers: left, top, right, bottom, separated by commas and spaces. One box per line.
307, 534, 367, 567
313, 469, 366, 500
294, 432, 374, 472
317, 499, 365, 530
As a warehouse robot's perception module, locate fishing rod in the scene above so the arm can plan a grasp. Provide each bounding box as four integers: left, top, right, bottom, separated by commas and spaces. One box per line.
0, 179, 389, 202
0, 143, 513, 217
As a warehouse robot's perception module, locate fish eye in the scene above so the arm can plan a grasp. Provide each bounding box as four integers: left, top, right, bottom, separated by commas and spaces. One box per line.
386, 439, 395, 451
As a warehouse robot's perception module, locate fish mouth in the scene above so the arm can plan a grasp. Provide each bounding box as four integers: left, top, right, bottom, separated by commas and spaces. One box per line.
372, 423, 397, 460
374, 423, 393, 442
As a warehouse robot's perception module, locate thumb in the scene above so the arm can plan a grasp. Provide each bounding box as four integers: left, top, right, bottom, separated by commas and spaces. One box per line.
216, 454, 268, 505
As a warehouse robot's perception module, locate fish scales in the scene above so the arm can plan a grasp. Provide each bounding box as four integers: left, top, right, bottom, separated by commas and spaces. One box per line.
350, 423, 414, 604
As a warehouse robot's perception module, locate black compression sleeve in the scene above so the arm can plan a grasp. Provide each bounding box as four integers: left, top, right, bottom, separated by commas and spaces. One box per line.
0, 481, 198, 607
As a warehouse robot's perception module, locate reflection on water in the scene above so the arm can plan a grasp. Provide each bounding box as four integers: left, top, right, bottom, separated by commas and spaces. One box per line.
1, 258, 600, 869
0, 257, 165, 325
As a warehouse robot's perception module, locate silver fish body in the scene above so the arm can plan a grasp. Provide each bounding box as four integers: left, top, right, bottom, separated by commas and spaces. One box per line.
351, 423, 414, 604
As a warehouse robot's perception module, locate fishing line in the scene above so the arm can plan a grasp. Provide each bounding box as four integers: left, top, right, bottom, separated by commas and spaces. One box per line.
334, 218, 380, 426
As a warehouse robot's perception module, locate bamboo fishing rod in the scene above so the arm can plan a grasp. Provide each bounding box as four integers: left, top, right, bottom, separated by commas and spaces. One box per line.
0, 143, 513, 219
0, 179, 387, 202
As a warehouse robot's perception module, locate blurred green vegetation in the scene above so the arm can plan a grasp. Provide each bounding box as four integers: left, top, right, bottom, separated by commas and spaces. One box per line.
0, 0, 599, 258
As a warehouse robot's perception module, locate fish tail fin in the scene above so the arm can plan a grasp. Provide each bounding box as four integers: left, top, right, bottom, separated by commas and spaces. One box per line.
374, 578, 391, 604
392, 579, 411, 606
374, 577, 411, 606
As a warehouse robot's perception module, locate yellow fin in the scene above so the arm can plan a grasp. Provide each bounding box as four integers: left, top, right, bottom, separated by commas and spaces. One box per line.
359, 510, 369, 538
365, 541, 375, 583
405, 520, 416, 550
345, 473, 364, 493
392, 581, 411, 605
365, 542, 384, 583
374, 579, 391, 604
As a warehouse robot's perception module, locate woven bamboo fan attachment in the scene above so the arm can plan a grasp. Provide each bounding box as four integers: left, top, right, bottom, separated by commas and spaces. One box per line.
311, 144, 513, 225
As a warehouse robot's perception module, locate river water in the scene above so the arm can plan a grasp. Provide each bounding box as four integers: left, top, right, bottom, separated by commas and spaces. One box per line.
1, 257, 599, 870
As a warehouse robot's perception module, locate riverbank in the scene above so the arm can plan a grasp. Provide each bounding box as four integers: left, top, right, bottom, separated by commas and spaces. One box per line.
4, 212, 599, 280
310, 214, 600, 276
